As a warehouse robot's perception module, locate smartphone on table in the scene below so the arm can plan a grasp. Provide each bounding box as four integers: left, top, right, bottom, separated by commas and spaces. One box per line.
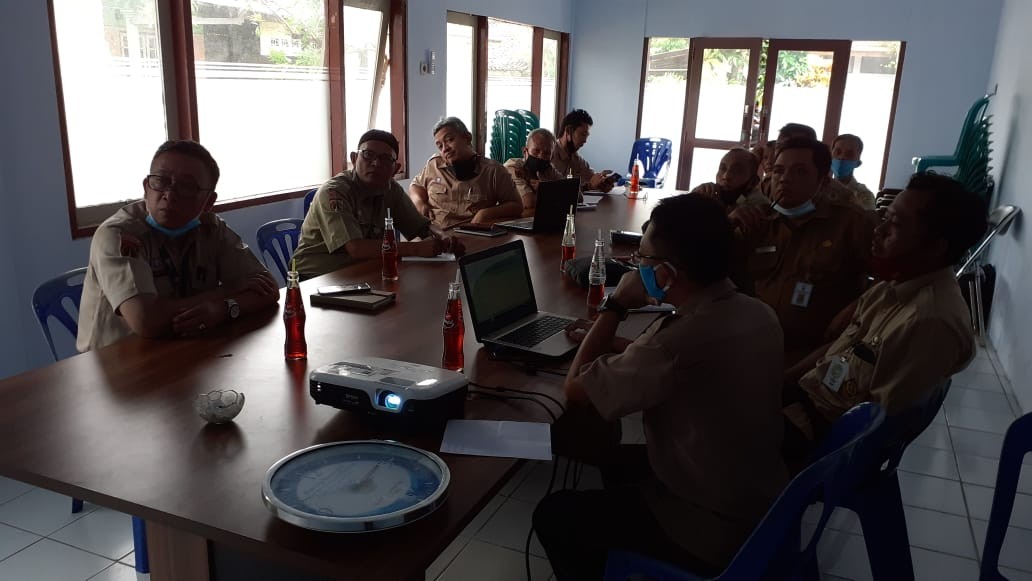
317, 283, 372, 296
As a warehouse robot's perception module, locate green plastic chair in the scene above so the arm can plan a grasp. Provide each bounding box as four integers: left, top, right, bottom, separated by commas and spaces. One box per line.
912, 95, 991, 172
490, 109, 527, 162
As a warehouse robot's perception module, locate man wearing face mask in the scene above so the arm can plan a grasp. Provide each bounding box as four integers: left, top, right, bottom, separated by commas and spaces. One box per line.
552, 109, 619, 193
534, 194, 787, 578
731, 137, 873, 366
409, 117, 522, 229
77, 140, 279, 352
831, 133, 876, 211
691, 148, 769, 211
759, 123, 854, 203
503, 128, 568, 209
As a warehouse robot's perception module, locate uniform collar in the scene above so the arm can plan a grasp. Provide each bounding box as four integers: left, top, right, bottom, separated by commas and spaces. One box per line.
345, 169, 390, 199
673, 278, 738, 315
888, 267, 956, 304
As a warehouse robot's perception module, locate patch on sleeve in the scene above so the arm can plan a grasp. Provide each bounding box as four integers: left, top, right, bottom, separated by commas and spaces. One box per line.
326, 189, 344, 213
119, 233, 142, 257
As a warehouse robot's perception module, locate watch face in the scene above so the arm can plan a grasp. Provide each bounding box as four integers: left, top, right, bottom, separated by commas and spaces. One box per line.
227, 300, 241, 319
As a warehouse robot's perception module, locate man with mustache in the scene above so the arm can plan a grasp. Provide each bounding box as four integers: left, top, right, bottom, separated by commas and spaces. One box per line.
504, 128, 567, 209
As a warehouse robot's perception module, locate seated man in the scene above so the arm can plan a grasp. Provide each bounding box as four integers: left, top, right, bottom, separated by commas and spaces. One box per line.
782, 173, 987, 464
760, 123, 854, 202
77, 140, 279, 352
503, 128, 568, 209
293, 129, 464, 278
691, 147, 768, 211
831, 133, 876, 211
551, 109, 618, 192
408, 117, 522, 229
533, 194, 788, 578
732, 137, 873, 365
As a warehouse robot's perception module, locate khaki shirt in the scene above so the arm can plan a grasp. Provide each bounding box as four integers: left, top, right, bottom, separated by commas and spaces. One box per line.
293, 170, 431, 277
696, 183, 769, 212
839, 176, 876, 211
551, 144, 594, 189
411, 155, 521, 229
740, 193, 873, 361
581, 280, 788, 570
77, 201, 268, 352
791, 268, 974, 436
502, 157, 570, 207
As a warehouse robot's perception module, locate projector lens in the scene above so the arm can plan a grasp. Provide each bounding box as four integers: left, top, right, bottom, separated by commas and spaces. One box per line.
384, 393, 402, 410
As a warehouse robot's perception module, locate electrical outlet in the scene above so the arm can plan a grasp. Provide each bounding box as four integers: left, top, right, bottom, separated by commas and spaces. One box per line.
420, 61, 429, 75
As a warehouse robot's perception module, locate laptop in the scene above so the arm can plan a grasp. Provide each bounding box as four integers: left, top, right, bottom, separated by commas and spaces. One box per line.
458, 240, 579, 358
496, 178, 580, 233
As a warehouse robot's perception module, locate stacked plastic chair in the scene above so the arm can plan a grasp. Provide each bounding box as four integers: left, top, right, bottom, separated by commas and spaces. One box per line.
912, 95, 993, 199
489, 109, 538, 162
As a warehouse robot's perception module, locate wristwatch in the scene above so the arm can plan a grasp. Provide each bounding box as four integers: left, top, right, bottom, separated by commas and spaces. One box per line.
225, 298, 241, 320
597, 295, 628, 320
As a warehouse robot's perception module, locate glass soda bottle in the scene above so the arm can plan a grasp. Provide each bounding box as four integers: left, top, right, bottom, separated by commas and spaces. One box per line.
586, 232, 606, 316
382, 209, 399, 281
628, 156, 642, 199
560, 206, 576, 274
284, 261, 307, 360
442, 271, 465, 372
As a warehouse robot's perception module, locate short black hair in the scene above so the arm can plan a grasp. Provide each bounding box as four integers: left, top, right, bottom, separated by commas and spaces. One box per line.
433, 117, 471, 136
648, 193, 731, 285
905, 172, 988, 264
358, 129, 399, 155
559, 109, 593, 137
775, 137, 832, 177
152, 140, 220, 188
726, 147, 760, 176
778, 123, 817, 141
833, 133, 864, 154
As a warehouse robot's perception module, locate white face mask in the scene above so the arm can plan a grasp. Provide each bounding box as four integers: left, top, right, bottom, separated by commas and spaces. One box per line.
772, 200, 817, 218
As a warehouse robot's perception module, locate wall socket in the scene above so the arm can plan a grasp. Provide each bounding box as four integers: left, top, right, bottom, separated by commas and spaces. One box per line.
420, 50, 436, 75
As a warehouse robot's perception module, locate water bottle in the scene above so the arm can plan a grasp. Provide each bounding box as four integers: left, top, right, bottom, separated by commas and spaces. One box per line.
587, 231, 606, 316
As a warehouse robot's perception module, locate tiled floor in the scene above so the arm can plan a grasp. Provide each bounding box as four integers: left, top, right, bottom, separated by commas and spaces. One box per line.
0, 344, 1025, 580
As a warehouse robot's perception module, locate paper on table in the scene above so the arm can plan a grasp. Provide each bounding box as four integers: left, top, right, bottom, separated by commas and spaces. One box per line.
440, 420, 552, 461
401, 252, 457, 262
582, 195, 603, 205
584, 186, 627, 196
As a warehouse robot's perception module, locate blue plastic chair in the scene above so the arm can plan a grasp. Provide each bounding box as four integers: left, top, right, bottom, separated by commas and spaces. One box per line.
604, 403, 886, 581
257, 219, 304, 284
621, 137, 673, 188
31, 269, 150, 574
303, 188, 317, 216
980, 411, 1032, 580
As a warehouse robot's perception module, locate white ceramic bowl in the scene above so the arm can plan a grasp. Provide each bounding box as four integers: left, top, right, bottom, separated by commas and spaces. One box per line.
194, 389, 245, 424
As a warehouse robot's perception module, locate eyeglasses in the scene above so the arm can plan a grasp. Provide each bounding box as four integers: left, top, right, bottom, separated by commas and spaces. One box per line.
145, 174, 213, 199
630, 251, 667, 266
357, 149, 398, 165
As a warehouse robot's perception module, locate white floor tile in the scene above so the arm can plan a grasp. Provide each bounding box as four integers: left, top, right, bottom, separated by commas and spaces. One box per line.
0, 478, 34, 506
932, 409, 947, 425
899, 446, 959, 480
475, 497, 545, 557
912, 423, 952, 451
438, 539, 552, 581
802, 504, 861, 534
1000, 567, 1032, 580
0, 488, 96, 536
498, 461, 535, 498
87, 561, 149, 581
898, 472, 967, 516
963, 358, 997, 374
956, 454, 1032, 493
0, 538, 112, 581
50, 507, 135, 560
459, 495, 505, 538
815, 529, 873, 581
910, 547, 979, 581
971, 518, 1032, 572
119, 551, 135, 567
963, 484, 1032, 529
949, 427, 1007, 461
0, 522, 42, 561
945, 406, 1014, 434
952, 369, 1005, 392
426, 535, 470, 581
946, 387, 1015, 415
903, 506, 977, 558
510, 461, 562, 504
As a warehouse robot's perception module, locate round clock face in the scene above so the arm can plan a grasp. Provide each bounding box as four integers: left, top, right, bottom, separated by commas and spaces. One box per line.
262, 441, 450, 532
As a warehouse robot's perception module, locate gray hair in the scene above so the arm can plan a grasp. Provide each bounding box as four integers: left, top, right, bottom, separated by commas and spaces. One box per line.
526, 128, 556, 147
433, 116, 471, 136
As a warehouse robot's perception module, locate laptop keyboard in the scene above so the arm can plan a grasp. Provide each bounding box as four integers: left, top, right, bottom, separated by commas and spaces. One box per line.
498, 316, 570, 348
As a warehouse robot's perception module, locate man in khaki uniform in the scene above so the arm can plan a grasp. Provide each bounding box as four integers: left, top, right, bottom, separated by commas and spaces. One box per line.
732, 137, 874, 365
408, 117, 522, 229
552, 109, 618, 192
831, 133, 876, 211
77, 140, 278, 352
534, 194, 787, 577
760, 123, 857, 205
293, 130, 463, 278
782, 173, 987, 465
503, 128, 568, 210
691, 148, 769, 211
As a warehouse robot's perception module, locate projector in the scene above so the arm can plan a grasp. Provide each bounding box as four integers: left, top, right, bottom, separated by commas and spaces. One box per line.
309, 358, 468, 423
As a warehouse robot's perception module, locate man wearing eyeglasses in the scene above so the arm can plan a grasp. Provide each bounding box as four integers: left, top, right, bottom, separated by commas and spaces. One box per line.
293, 130, 463, 278
77, 140, 279, 352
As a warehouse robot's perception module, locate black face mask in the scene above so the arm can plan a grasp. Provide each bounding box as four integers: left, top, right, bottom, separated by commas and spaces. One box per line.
524, 155, 552, 174
450, 156, 479, 181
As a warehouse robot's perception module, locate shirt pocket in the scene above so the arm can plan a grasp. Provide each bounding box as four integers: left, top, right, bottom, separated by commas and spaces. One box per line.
427, 183, 451, 209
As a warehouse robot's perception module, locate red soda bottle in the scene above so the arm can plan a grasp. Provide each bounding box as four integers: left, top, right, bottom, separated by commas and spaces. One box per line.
628, 156, 641, 199
442, 272, 465, 372
586, 235, 606, 317
560, 206, 576, 274
382, 209, 399, 281
284, 261, 307, 360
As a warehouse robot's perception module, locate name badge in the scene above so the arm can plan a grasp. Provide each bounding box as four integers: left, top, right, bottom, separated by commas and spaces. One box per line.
791, 281, 813, 307
755, 245, 776, 254
822, 357, 849, 393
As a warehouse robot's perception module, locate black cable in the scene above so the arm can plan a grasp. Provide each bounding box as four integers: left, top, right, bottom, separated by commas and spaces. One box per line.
468, 381, 566, 417
467, 388, 558, 423
562, 457, 573, 489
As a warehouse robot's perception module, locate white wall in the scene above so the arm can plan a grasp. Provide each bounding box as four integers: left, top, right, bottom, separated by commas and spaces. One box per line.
570, 0, 1003, 189
985, 0, 1032, 411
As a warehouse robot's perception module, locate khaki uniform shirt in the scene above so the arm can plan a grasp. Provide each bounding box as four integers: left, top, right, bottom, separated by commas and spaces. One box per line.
293, 170, 432, 277
581, 280, 789, 570
740, 193, 873, 361
790, 268, 974, 437
502, 157, 570, 207
696, 184, 769, 212
839, 176, 876, 211
77, 201, 268, 352
551, 144, 594, 189
411, 154, 521, 229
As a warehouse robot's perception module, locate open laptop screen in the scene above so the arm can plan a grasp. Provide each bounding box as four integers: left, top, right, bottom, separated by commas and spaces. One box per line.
459, 241, 539, 338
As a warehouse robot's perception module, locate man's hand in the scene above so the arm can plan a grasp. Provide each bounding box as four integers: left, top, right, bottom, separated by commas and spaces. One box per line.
410, 238, 447, 258
232, 272, 279, 298
446, 236, 466, 257
611, 269, 651, 308
565, 318, 594, 343
172, 300, 225, 336
466, 199, 495, 217
692, 182, 721, 197
729, 204, 766, 235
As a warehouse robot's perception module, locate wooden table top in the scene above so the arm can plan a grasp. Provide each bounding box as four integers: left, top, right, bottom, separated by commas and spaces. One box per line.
0, 192, 665, 580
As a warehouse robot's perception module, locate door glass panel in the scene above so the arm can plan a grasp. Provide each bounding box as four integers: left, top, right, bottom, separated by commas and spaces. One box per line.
640, 38, 689, 189
696, 48, 751, 142
485, 18, 533, 154
446, 20, 475, 133
839, 41, 902, 189
540, 36, 559, 133
687, 147, 728, 191
765, 50, 833, 140
343, 5, 387, 155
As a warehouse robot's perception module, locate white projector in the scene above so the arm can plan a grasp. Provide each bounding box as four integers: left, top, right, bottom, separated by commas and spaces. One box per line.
309, 358, 468, 422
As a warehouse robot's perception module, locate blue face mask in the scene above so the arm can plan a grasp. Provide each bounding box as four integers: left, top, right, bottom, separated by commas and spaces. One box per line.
146, 214, 202, 238
831, 159, 861, 179
772, 200, 817, 218
638, 262, 674, 301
